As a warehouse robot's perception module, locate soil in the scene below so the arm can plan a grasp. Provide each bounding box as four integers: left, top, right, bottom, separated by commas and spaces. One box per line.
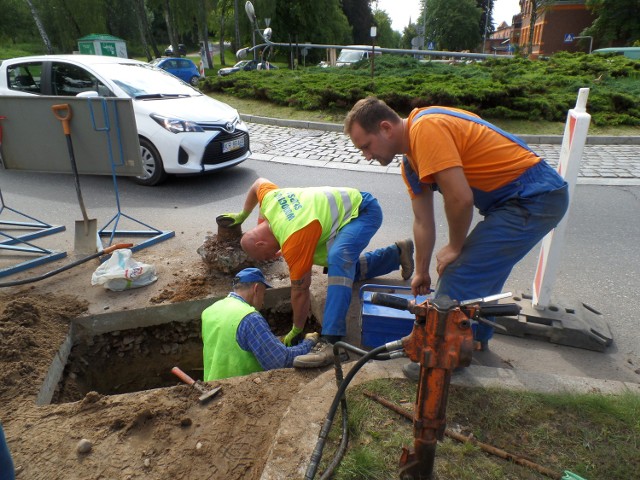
0, 231, 331, 480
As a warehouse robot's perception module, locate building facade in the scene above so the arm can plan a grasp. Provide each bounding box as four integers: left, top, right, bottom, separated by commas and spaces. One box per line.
518, 0, 595, 57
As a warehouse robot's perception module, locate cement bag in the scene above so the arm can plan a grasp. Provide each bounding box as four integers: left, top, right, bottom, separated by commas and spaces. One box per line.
91, 249, 157, 291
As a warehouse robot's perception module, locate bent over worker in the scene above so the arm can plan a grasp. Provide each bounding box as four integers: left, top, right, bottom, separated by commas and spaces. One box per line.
345, 97, 569, 376
202, 267, 319, 381
220, 178, 414, 368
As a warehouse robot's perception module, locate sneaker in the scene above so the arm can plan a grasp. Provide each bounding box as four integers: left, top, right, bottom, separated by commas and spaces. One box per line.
396, 239, 414, 280
293, 340, 335, 368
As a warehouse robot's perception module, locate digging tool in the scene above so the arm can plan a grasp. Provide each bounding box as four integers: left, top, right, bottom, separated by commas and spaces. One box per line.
51, 104, 99, 254
171, 366, 221, 404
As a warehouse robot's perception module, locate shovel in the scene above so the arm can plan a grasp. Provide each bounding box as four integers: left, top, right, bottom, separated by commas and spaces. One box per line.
52, 104, 99, 254
171, 366, 222, 404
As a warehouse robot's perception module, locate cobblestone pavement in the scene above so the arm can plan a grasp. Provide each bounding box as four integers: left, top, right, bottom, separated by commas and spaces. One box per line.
247, 123, 640, 185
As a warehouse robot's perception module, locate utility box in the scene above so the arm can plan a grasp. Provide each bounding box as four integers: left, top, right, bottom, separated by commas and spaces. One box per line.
78, 34, 127, 58
360, 284, 431, 349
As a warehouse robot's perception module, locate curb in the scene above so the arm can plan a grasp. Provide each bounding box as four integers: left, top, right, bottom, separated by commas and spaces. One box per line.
241, 114, 640, 145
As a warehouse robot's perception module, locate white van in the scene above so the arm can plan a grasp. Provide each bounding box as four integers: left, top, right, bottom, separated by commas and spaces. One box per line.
336, 45, 381, 66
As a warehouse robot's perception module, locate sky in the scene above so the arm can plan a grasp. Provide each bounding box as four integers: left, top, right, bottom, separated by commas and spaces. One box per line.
374, 0, 521, 32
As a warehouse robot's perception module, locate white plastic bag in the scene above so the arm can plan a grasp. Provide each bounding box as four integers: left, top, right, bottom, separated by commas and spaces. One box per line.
91, 249, 157, 291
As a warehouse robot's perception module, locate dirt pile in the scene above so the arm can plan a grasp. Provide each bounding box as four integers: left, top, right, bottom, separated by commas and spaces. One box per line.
0, 237, 327, 479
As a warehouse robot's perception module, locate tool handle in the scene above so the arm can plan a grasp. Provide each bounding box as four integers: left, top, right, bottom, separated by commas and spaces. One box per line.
171, 366, 195, 386
101, 243, 134, 255
477, 303, 521, 317
371, 292, 412, 312
51, 104, 72, 134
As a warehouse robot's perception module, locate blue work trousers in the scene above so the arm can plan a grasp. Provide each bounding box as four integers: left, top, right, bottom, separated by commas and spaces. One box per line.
435, 161, 569, 343
0, 423, 15, 480
322, 192, 401, 337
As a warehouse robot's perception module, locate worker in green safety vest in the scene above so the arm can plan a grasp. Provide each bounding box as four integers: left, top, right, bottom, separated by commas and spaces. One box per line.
202, 267, 319, 381
219, 178, 414, 369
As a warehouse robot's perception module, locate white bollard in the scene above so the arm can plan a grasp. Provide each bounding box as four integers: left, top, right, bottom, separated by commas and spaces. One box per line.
532, 88, 591, 309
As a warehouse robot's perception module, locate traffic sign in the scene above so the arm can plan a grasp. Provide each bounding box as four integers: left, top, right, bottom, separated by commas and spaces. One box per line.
564, 33, 574, 43
428, 42, 435, 50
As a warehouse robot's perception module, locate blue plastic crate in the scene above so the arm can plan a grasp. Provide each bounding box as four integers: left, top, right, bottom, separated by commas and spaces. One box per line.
359, 284, 431, 349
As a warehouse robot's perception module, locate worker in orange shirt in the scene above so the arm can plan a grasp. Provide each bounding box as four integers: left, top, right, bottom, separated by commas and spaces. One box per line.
344, 97, 568, 379
220, 177, 414, 368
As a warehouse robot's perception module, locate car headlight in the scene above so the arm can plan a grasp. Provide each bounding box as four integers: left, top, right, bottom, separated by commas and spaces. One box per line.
150, 113, 204, 133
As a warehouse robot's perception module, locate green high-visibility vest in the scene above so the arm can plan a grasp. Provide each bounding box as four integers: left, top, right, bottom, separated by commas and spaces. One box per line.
261, 187, 362, 266
202, 295, 263, 381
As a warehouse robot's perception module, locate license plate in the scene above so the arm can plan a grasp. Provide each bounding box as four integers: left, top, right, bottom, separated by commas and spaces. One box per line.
222, 137, 245, 153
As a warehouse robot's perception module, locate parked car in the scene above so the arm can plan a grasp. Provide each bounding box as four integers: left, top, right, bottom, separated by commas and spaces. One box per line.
591, 47, 640, 60
0, 55, 251, 186
149, 57, 201, 86
164, 44, 187, 56
217, 59, 278, 76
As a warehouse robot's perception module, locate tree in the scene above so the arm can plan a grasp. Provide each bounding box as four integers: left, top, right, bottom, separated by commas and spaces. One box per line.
0, 0, 33, 43
342, 0, 374, 44
477, 0, 494, 42
424, 0, 482, 51
372, 9, 401, 48
584, 0, 640, 47
24, 0, 54, 53
272, 0, 351, 65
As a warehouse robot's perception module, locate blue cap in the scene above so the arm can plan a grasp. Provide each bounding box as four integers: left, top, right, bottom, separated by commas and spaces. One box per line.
233, 267, 272, 288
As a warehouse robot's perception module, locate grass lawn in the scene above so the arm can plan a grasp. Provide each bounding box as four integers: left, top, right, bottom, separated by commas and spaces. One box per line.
317, 378, 640, 480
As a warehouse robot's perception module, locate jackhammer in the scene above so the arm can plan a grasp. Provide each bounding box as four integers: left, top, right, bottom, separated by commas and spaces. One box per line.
305, 292, 521, 480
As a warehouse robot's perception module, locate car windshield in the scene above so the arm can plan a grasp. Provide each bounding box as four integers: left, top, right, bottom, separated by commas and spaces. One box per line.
234, 60, 251, 68
92, 62, 201, 98
337, 50, 364, 63
148, 58, 163, 67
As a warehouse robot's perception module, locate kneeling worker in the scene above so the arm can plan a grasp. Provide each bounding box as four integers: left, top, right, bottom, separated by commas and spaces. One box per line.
202, 267, 319, 381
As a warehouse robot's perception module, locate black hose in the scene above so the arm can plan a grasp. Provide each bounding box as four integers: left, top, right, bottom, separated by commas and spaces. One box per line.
305, 342, 400, 480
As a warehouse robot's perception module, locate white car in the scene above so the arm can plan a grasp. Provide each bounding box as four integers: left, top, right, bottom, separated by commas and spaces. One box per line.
0, 55, 250, 185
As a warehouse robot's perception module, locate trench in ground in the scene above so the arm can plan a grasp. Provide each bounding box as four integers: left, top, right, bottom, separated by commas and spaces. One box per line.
49, 291, 321, 404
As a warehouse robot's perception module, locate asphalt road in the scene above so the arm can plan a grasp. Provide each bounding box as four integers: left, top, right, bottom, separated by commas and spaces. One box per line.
1, 158, 639, 384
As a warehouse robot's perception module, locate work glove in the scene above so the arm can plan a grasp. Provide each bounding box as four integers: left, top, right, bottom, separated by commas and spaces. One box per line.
217, 211, 249, 227
304, 332, 320, 345
282, 325, 303, 346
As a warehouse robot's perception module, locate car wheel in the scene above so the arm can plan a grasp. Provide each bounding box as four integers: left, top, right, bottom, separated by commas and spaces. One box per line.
189, 75, 200, 86
136, 138, 168, 186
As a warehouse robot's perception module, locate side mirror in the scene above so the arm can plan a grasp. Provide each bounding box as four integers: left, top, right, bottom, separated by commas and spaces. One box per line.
76, 91, 99, 98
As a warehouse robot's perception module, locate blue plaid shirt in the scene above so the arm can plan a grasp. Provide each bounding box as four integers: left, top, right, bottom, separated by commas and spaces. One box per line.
232, 293, 314, 370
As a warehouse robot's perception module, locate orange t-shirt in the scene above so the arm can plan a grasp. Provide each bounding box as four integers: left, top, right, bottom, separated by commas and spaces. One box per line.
257, 182, 321, 281
402, 107, 540, 198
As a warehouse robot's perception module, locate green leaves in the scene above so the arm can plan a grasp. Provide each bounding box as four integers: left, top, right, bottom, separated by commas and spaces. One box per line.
201, 53, 640, 126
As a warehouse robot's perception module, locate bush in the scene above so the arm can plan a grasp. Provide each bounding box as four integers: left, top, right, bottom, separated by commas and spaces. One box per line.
200, 52, 640, 126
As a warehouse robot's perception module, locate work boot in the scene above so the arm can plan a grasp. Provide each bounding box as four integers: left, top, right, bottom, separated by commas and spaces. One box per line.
402, 361, 465, 382
395, 239, 414, 280
293, 339, 335, 368
402, 361, 420, 381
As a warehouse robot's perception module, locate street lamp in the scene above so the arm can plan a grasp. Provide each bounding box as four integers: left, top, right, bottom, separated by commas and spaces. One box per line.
242, 1, 275, 62
370, 26, 377, 79
574, 35, 593, 54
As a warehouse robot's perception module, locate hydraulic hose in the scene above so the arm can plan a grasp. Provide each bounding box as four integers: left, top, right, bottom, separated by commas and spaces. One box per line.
305, 340, 404, 479
0, 243, 133, 288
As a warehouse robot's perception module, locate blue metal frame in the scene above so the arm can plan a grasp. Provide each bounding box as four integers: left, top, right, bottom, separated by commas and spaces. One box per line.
0, 187, 67, 277
87, 98, 175, 260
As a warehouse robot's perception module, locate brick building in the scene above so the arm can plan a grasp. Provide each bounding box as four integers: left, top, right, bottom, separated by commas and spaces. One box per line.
518, 0, 595, 57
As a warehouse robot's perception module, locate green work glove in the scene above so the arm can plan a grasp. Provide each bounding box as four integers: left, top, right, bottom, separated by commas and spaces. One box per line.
217, 211, 249, 227
283, 326, 303, 346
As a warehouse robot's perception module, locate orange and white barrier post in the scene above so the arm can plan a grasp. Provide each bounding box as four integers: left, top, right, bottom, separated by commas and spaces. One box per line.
532, 88, 591, 309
